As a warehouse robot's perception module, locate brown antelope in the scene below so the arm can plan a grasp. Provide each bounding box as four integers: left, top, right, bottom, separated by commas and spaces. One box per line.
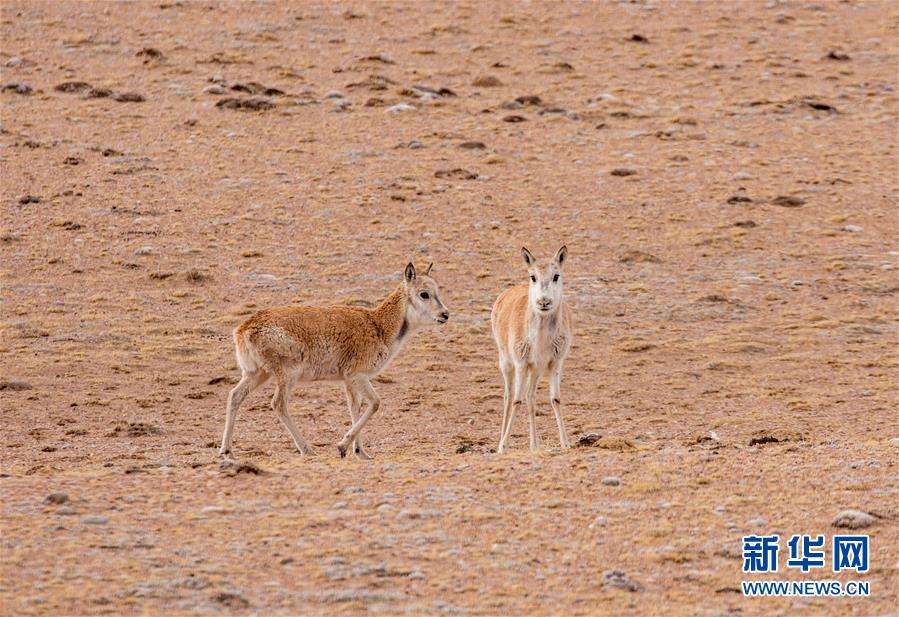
491, 246, 572, 453
219, 263, 449, 459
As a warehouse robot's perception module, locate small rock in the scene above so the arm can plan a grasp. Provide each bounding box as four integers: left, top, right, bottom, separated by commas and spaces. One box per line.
201, 506, 229, 514
577, 432, 602, 446
515, 95, 542, 106
459, 141, 486, 150
500, 100, 524, 110
407, 570, 426, 581
589, 515, 607, 528
82, 515, 110, 525
202, 85, 227, 95
593, 437, 636, 451
323, 90, 344, 99
386, 103, 416, 113
113, 92, 145, 102
134, 246, 157, 256
332, 501, 348, 510
502, 114, 527, 122
628, 34, 649, 43
56, 506, 76, 516
5, 57, 22, 67
727, 195, 753, 204
434, 168, 478, 180
18, 195, 40, 205
832, 510, 875, 529
83, 87, 113, 99
216, 97, 275, 111
136, 47, 163, 60
332, 98, 350, 111
213, 592, 249, 609
746, 517, 768, 527
602, 476, 621, 486
43, 492, 69, 505
771, 195, 806, 207
603, 570, 643, 592
472, 75, 503, 87
219, 459, 266, 476
841, 225, 863, 232
825, 50, 850, 61
2, 81, 32, 95
610, 168, 637, 177
889, 437, 899, 447
55, 81, 92, 93
733, 171, 753, 180
376, 503, 393, 512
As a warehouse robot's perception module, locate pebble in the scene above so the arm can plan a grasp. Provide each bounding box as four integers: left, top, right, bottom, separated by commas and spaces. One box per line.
376, 503, 393, 512
201, 506, 229, 514
332, 501, 348, 510
603, 569, 643, 592
56, 506, 76, 516
5, 57, 22, 67
610, 168, 637, 177
43, 492, 69, 505
746, 517, 768, 527
407, 570, 426, 580
601, 476, 621, 486
386, 103, 416, 113
841, 225, 864, 232
588, 515, 607, 528
732, 171, 753, 180
2, 81, 32, 94
889, 437, 899, 447
333, 98, 350, 111
323, 90, 344, 99
81, 515, 110, 525
202, 85, 227, 95
134, 246, 157, 256
832, 510, 874, 529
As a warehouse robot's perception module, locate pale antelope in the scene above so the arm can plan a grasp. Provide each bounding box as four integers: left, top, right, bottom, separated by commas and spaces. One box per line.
219, 263, 449, 459
491, 246, 572, 453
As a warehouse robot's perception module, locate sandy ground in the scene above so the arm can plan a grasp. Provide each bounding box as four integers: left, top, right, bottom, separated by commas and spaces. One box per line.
1, 1, 897, 615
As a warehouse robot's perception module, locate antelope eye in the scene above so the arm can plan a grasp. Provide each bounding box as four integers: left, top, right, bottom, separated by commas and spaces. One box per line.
553, 274, 560, 282
419, 291, 430, 300
530, 275, 537, 283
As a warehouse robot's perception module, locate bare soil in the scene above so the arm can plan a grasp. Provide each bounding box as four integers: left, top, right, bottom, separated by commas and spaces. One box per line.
1, 1, 897, 616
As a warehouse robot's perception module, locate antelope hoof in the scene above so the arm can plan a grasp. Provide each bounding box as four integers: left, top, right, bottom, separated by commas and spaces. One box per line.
336, 443, 348, 458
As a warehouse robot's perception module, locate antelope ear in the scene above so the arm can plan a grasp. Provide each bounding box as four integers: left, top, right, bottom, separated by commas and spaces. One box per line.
521, 247, 536, 267
425, 262, 433, 276
404, 262, 416, 283
554, 245, 568, 267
